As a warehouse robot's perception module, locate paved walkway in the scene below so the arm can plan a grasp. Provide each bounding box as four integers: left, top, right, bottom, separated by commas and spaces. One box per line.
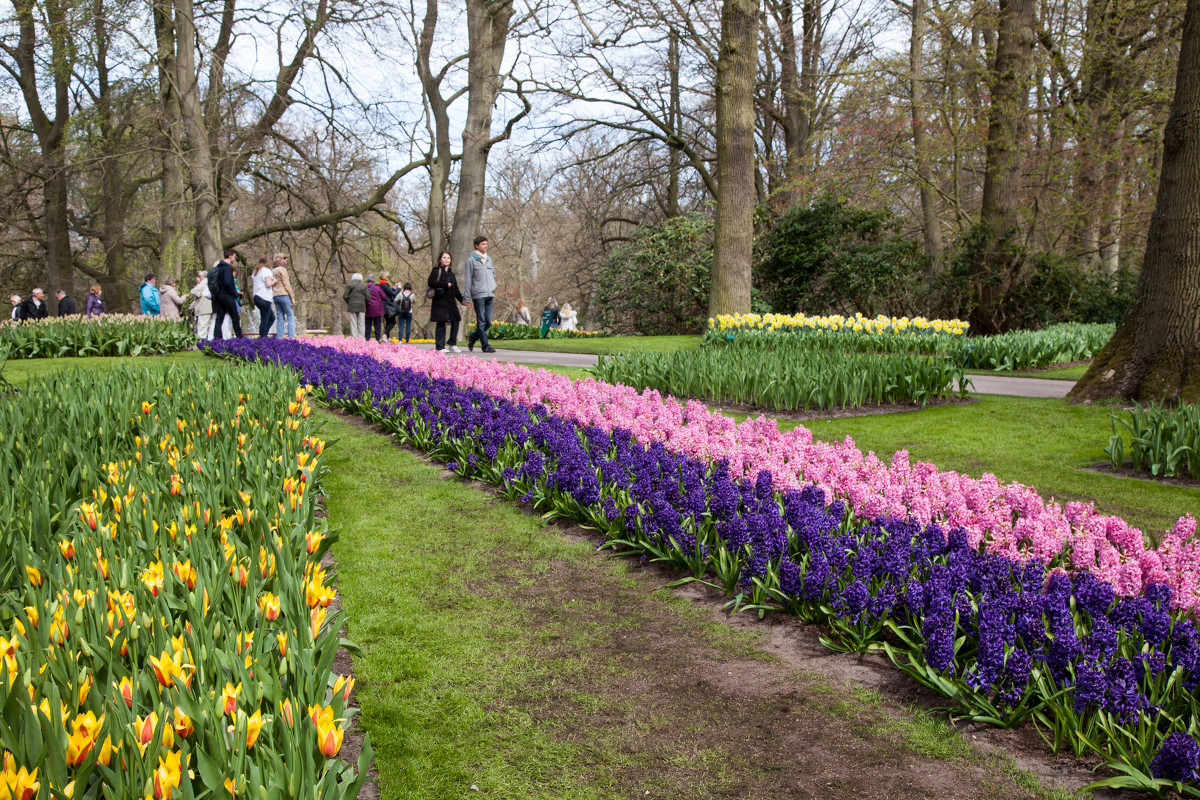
408, 343, 1074, 399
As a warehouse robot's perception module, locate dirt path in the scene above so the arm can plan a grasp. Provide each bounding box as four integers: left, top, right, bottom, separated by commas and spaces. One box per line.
320, 410, 1096, 800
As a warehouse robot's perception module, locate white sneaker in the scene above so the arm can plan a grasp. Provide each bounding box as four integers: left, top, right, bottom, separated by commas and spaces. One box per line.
449, 346, 462, 354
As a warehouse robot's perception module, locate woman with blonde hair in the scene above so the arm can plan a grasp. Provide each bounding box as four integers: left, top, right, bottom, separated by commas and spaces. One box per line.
559, 302, 578, 331
85, 284, 106, 317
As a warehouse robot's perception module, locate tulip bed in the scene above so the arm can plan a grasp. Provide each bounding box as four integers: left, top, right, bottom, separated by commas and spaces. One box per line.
1, 315, 197, 359
207, 337, 1200, 795
0, 363, 371, 800
591, 344, 967, 412
1108, 403, 1200, 480
708, 316, 1114, 372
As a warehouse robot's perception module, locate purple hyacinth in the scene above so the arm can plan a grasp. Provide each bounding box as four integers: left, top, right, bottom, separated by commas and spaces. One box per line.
1151, 733, 1200, 783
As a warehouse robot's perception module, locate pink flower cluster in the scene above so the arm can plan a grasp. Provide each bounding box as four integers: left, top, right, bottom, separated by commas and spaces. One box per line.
307, 337, 1200, 612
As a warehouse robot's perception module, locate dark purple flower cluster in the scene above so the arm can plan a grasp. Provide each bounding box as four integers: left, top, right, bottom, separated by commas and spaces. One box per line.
1152, 732, 1200, 782
206, 339, 1200, 784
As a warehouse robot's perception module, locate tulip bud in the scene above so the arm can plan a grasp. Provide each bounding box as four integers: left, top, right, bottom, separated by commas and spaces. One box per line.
74, 607, 84, 628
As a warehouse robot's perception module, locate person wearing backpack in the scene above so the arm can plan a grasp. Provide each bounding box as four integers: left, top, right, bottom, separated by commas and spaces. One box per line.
211, 249, 244, 339
394, 282, 416, 343
377, 271, 399, 339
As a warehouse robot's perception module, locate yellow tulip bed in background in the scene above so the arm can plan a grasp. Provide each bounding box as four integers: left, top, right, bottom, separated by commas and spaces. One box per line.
0, 362, 370, 800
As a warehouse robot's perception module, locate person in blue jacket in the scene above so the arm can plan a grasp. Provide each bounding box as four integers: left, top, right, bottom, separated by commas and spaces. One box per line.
139, 274, 161, 316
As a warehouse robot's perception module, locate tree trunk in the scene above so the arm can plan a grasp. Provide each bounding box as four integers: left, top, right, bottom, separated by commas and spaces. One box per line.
777, 0, 808, 182
447, 0, 515, 268
667, 29, 682, 217
173, 0, 223, 268
1069, 0, 1200, 404
709, 0, 758, 317
154, 0, 187, 280
910, 0, 942, 264
11, 0, 74, 295
967, 0, 1037, 334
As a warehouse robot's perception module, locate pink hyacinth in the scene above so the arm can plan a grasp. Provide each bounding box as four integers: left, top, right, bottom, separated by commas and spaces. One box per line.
304, 337, 1200, 612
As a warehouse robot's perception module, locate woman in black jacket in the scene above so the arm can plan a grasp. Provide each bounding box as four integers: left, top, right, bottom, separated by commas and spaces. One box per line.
427, 251, 467, 352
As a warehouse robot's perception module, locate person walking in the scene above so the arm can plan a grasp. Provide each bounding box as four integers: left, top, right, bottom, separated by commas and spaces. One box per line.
159, 277, 185, 321
560, 302, 578, 331
427, 250, 466, 353
463, 235, 498, 353
139, 274, 161, 316
189, 272, 212, 337
342, 272, 369, 338
377, 271, 398, 339
394, 282, 416, 343
251, 256, 276, 337
17, 288, 48, 321
271, 253, 296, 338
212, 250, 244, 339
10, 294, 22, 321
85, 285, 105, 318
365, 273, 386, 341
55, 289, 77, 316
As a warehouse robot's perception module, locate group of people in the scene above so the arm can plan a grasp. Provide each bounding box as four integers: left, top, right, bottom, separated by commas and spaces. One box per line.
192, 250, 297, 340
342, 271, 417, 343
10, 285, 106, 321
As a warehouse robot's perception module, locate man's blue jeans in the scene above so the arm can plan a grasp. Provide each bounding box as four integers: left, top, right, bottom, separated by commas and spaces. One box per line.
469, 296, 494, 349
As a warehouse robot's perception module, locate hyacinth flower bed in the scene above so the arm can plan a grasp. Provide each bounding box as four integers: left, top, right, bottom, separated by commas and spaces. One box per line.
1, 315, 197, 358
207, 338, 1200, 795
0, 363, 370, 799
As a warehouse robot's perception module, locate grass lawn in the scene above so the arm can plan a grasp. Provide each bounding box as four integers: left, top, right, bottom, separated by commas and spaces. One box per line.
1, 350, 208, 383
495, 335, 700, 355
788, 395, 1196, 537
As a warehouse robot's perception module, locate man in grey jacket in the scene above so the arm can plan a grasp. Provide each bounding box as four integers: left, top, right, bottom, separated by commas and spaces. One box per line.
463, 235, 498, 353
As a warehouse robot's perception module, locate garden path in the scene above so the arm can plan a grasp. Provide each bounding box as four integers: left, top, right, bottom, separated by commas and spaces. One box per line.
406, 343, 1075, 398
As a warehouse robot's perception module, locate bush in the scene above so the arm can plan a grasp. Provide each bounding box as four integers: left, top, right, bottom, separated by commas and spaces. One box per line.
465, 322, 600, 340
595, 214, 713, 336
756, 195, 928, 317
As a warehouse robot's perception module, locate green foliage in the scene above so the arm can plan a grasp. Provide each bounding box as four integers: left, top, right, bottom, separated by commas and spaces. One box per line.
596, 214, 713, 336
756, 195, 927, 317
1108, 403, 1200, 479
466, 322, 599, 340
1, 315, 196, 358
0, 362, 371, 800
934, 226, 1136, 327
591, 341, 966, 412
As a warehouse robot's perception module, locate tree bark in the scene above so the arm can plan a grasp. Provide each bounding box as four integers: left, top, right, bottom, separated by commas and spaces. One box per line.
709, 0, 758, 317
1069, 0, 1200, 404
417, 0, 454, 269
909, 0, 942, 264
447, 0, 515, 268
173, 0, 223, 268
967, 0, 1037, 334
155, 0, 186, 282
7, 0, 74, 295
666, 29, 682, 217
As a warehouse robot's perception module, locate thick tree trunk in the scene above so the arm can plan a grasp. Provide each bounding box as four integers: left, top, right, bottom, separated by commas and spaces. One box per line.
174, 0, 223, 268
777, 0, 808, 181
447, 0, 514, 268
709, 0, 758, 317
154, 0, 186, 280
968, 0, 1037, 334
910, 0, 942, 264
1069, 0, 1200, 404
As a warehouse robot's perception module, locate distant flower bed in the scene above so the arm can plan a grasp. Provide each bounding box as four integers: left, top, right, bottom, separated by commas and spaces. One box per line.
469, 322, 600, 340
1, 314, 196, 358
706, 316, 1112, 372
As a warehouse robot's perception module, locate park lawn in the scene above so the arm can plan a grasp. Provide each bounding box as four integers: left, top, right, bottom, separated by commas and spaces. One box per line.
788, 394, 1196, 538
495, 335, 700, 355
1, 350, 208, 383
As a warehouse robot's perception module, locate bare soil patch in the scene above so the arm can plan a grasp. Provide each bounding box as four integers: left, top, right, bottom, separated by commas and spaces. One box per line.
1083, 462, 1200, 489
